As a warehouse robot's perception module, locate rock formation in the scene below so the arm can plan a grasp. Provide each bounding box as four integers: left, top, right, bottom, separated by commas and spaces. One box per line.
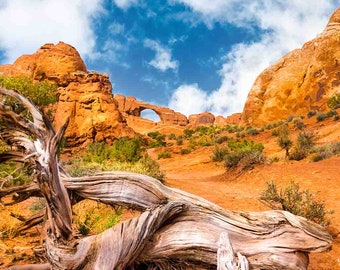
114, 94, 188, 130
0, 42, 135, 147
188, 112, 215, 127
242, 8, 340, 126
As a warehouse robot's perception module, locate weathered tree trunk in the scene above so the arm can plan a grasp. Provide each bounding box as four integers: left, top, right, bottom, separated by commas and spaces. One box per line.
0, 88, 332, 269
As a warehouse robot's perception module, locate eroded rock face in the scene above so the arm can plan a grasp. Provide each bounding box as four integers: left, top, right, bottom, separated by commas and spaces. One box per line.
242, 8, 340, 126
55, 72, 135, 147
0, 42, 135, 147
188, 112, 215, 127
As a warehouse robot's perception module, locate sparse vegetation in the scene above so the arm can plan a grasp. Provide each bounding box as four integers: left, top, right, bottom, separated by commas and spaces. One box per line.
327, 93, 340, 110
158, 151, 172, 159
148, 132, 166, 148
0, 75, 57, 107
289, 130, 316, 161
261, 180, 333, 226
74, 202, 122, 236
211, 138, 265, 173
276, 124, 293, 158
180, 148, 191, 155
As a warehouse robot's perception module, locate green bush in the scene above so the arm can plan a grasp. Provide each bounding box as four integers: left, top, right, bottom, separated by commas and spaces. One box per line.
158, 151, 172, 159
75, 204, 121, 236
289, 130, 315, 161
260, 181, 332, 226
316, 113, 327, 122
293, 119, 305, 130
215, 135, 228, 144
0, 75, 57, 107
307, 111, 316, 118
0, 162, 33, 187
84, 142, 114, 164
83, 137, 144, 164
246, 126, 260, 136
211, 146, 228, 162
168, 133, 176, 140
311, 142, 340, 162
327, 93, 340, 110
224, 139, 265, 171
112, 137, 143, 162
147, 132, 166, 148
276, 124, 292, 158
180, 148, 191, 155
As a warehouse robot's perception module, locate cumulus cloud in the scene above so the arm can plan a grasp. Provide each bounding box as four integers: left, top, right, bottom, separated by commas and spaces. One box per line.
169, 0, 337, 116
0, 0, 103, 64
169, 84, 208, 116
144, 39, 178, 72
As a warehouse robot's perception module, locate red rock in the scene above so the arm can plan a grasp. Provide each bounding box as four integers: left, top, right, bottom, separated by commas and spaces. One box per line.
188, 112, 215, 127
242, 8, 340, 127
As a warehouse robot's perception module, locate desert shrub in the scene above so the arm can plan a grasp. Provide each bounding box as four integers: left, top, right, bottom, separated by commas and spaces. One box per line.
84, 142, 114, 164
246, 126, 260, 136
334, 115, 339, 121
74, 203, 121, 236
180, 148, 191, 155
293, 119, 305, 130
0, 162, 33, 187
236, 132, 245, 138
30, 198, 46, 212
168, 133, 176, 140
215, 135, 228, 144
311, 142, 340, 162
148, 132, 166, 148
289, 131, 315, 161
176, 137, 184, 145
326, 110, 338, 118
112, 137, 143, 162
289, 146, 307, 161
224, 139, 265, 171
327, 93, 340, 110
316, 113, 327, 122
260, 181, 332, 226
297, 131, 315, 150
0, 75, 57, 107
183, 128, 194, 138
276, 124, 292, 158
238, 150, 266, 172
158, 151, 172, 159
211, 146, 228, 162
197, 136, 213, 146
307, 111, 316, 118
67, 154, 164, 182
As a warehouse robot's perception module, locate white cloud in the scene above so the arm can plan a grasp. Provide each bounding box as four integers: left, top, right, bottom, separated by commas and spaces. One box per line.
113, 0, 138, 10
108, 21, 125, 35
169, 0, 338, 116
169, 84, 208, 115
144, 39, 178, 72
0, 0, 104, 64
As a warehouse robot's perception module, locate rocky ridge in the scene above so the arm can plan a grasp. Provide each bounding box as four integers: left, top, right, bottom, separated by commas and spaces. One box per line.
242, 8, 340, 126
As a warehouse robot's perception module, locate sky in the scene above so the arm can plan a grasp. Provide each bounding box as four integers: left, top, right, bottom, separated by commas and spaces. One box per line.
0, 1, 338, 120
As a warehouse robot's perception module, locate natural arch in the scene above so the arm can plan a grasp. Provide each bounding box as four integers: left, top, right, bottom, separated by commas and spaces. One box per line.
140, 108, 161, 122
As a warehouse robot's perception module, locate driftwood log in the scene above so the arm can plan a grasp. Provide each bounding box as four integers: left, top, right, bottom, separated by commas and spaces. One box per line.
0, 88, 332, 269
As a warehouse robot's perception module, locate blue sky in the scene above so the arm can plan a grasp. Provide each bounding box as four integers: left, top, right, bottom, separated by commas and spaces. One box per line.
0, 1, 338, 118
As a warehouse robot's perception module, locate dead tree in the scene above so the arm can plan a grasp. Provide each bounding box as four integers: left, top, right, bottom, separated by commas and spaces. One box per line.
0, 88, 332, 269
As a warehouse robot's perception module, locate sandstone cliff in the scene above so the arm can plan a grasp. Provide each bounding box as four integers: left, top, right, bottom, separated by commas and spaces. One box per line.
242, 8, 340, 126
0, 42, 135, 147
